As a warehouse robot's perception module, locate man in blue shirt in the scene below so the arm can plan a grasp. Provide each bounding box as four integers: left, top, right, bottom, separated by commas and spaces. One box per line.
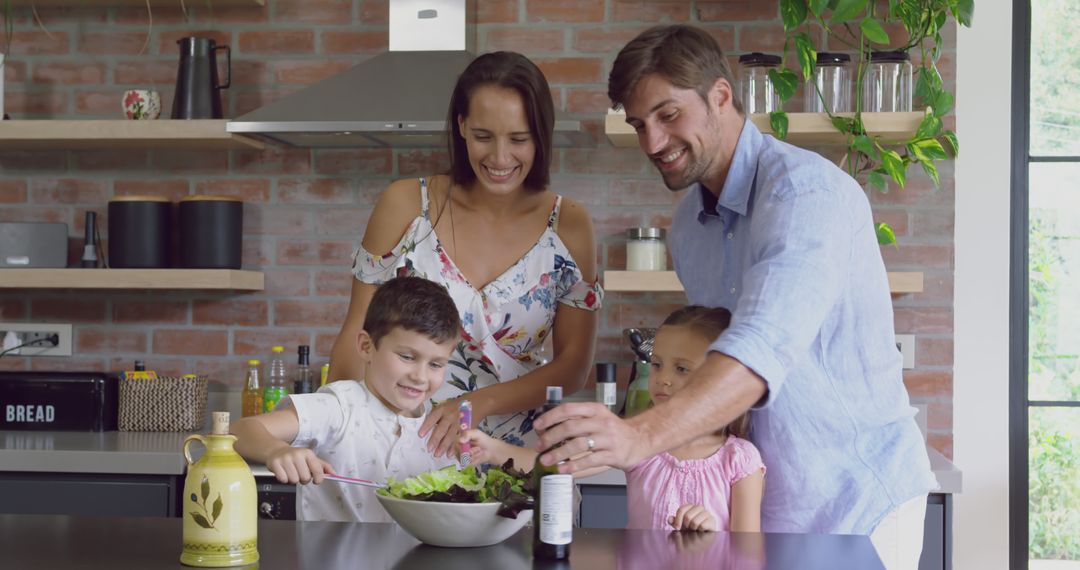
534, 25, 936, 570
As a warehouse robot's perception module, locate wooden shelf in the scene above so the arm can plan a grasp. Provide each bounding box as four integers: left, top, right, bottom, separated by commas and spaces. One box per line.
604, 271, 684, 292
9, 0, 264, 5
0, 120, 265, 151
886, 271, 924, 293
604, 270, 923, 294
0, 269, 264, 290
605, 111, 924, 147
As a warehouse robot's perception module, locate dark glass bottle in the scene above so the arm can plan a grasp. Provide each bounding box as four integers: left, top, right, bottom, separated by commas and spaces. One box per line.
532, 386, 572, 560
293, 345, 313, 395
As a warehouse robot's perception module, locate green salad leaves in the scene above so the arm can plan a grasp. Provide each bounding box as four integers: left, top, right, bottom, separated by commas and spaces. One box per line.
378, 460, 534, 518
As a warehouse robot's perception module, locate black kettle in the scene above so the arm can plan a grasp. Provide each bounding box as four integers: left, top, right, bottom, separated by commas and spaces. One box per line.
171, 37, 231, 119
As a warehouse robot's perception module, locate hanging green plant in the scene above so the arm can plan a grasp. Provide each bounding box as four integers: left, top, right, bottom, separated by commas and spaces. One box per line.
772, 0, 974, 244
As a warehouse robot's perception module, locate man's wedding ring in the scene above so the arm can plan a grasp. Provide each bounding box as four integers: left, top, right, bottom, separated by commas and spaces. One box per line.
586, 437, 596, 451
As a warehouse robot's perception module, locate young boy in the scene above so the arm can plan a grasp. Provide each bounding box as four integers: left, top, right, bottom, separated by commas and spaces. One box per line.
231, 276, 461, 522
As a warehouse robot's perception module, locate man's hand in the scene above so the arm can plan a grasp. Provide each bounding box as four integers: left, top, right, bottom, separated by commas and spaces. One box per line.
532, 402, 647, 474
266, 447, 335, 485
669, 504, 717, 532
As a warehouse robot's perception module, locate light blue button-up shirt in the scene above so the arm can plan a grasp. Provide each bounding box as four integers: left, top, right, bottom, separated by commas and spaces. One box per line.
669, 119, 936, 534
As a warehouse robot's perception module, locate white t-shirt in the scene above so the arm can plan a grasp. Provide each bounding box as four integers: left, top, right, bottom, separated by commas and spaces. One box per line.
286, 380, 457, 522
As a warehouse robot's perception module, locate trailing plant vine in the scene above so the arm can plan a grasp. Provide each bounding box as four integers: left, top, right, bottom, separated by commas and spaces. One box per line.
771, 0, 974, 244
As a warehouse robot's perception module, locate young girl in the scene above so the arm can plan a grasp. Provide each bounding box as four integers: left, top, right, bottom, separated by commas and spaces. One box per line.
461, 305, 765, 532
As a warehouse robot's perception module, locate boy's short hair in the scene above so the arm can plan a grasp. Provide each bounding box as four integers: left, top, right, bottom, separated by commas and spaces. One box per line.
363, 277, 461, 347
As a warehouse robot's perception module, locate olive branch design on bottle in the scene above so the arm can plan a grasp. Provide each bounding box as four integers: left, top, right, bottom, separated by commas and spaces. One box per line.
189, 474, 223, 530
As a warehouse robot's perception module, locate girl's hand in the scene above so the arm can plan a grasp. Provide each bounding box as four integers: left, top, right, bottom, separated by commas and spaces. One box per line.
459, 428, 505, 466
669, 504, 717, 532
266, 447, 336, 485
419, 398, 467, 458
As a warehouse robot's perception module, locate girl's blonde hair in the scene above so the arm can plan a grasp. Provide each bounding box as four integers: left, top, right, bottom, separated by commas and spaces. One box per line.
660, 305, 751, 440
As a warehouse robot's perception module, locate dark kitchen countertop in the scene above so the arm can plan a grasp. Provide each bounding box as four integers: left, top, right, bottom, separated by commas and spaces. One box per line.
0, 514, 885, 570
0, 426, 962, 493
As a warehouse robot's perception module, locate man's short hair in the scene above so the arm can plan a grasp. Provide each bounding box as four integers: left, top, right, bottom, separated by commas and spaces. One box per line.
608, 24, 744, 114
363, 276, 461, 347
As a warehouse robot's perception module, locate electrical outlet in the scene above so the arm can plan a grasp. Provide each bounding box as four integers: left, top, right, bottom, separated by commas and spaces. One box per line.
0, 322, 72, 357
895, 334, 915, 370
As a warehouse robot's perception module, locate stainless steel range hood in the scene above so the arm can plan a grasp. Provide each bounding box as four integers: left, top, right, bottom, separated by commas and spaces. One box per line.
227, 1, 588, 148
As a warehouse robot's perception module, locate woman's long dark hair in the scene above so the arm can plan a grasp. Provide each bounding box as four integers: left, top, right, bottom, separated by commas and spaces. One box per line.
445, 51, 554, 192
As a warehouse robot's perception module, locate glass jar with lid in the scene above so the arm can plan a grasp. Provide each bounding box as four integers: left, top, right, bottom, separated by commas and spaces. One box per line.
804, 52, 852, 113
626, 227, 667, 271
861, 50, 913, 112
737, 52, 782, 114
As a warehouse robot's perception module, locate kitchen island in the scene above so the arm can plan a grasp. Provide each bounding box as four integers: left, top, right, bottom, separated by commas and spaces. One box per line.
0, 514, 884, 570
0, 429, 960, 569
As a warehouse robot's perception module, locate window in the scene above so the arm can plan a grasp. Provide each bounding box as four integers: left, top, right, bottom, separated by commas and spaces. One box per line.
1014, 1, 1080, 568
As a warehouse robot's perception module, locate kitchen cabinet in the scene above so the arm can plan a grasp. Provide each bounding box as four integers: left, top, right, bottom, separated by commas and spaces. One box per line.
605, 111, 925, 147
0, 472, 181, 517
0, 268, 264, 291
0, 120, 263, 151
603, 270, 924, 294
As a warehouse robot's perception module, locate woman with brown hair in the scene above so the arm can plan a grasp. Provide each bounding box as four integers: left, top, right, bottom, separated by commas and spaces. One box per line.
328, 51, 602, 455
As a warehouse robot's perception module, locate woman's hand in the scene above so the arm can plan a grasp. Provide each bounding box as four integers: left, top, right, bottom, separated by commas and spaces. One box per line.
266, 447, 336, 485
420, 398, 468, 458
669, 504, 717, 532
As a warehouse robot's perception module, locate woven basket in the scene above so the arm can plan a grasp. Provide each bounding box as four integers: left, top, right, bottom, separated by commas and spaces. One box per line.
118, 375, 208, 432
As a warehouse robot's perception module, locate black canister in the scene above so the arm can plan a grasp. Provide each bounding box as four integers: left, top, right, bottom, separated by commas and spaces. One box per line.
108, 196, 171, 268
179, 195, 242, 269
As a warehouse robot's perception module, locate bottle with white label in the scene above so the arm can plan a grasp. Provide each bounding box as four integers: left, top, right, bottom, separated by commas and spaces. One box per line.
532, 386, 571, 560
595, 362, 617, 412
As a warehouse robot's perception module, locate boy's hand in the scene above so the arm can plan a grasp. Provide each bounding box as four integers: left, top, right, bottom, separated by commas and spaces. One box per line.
266, 447, 336, 485
669, 504, 717, 532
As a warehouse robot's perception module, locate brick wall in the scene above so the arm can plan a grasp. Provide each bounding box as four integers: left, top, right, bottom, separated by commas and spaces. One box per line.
0, 0, 955, 457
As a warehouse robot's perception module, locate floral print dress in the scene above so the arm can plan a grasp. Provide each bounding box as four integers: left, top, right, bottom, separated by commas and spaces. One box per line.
351, 178, 603, 445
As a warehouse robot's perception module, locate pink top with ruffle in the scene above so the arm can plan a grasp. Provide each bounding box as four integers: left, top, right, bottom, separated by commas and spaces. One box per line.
625, 435, 765, 531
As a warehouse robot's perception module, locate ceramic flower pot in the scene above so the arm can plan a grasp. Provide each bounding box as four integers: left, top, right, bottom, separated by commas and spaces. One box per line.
123, 89, 161, 120
180, 412, 259, 567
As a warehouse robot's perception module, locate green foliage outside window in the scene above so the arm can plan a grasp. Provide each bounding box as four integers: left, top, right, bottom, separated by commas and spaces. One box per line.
1028, 215, 1080, 561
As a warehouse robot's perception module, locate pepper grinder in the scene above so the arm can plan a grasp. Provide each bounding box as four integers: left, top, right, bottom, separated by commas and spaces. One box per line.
595, 362, 617, 412
80, 212, 100, 268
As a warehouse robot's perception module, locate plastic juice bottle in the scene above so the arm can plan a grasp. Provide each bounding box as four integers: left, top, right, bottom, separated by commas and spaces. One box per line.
241, 360, 262, 417
262, 346, 289, 413
532, 386, 572, 560
622, 360, 652, 417
181, 411, 259, 567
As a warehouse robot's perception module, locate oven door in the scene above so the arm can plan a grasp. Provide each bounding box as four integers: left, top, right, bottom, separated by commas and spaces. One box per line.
255, 478, 296, 521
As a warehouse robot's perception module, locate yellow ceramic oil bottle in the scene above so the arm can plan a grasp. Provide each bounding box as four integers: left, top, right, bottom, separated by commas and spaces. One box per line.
181, 412, 259, 567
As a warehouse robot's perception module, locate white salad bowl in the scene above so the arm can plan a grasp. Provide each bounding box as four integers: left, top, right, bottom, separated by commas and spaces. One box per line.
375, 493, 532, 548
